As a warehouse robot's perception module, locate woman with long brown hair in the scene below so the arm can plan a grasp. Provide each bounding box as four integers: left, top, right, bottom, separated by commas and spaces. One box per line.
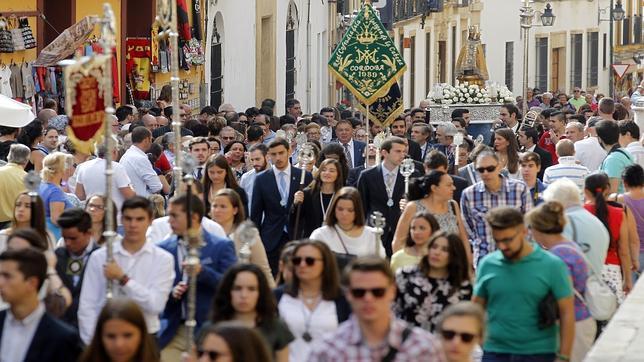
84, 194, 119, 246
310, 186, 386, 258
275, 239, 350, 361
210, 188, 274, 286
202, 154, 249, 217
394, 231, 472, 332
0, 191, 53, 251
494, 128, 520, 179
80, 298, 160, 362
292, 159, 344, 239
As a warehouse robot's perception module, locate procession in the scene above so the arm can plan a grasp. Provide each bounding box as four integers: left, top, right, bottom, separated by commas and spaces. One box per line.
0, 0, 643, 361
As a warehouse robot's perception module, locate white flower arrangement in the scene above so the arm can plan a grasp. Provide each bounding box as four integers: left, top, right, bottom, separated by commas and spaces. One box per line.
428, 82, 512, 105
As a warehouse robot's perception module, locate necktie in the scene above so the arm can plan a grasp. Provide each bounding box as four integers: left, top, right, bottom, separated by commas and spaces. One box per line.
343, 143, 353, 167
196, 167, 203, 180
279, 171, 288, 205
386, 172, 395, 191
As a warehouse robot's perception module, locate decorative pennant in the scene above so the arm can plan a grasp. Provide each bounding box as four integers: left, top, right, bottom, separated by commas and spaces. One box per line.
328, 3, 406, 105
356, 82, 403, 128
63, 55, 109, 154
126, 38, 152, 100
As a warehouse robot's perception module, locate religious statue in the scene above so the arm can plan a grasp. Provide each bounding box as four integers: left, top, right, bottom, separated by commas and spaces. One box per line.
455, 26, 489, 87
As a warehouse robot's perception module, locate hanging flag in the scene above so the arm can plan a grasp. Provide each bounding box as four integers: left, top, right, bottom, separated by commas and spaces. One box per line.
63, 55, 109, 154
356, 82, 403, 128
328, 3, 406, 105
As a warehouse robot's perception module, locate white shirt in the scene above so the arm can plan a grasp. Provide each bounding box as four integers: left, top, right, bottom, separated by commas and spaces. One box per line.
0, 303, 45, 362
310, 225, 386, 257
272, 164, 292, 200
76, 158, 133, 222
575, 136, 607, 172
147, 216, 226, 242
119, 145, 163, 196
78, 239, 175, 344
239, 168, 260, 211
278, 294, 338, 362
625, 141, 644, 169
543, 156, 589, 191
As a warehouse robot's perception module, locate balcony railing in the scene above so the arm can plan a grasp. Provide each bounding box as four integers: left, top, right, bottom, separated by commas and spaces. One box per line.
393, 0, 444, 22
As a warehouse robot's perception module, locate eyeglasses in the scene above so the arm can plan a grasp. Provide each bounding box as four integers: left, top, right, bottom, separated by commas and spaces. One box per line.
221, 136, 236, 141
493, 229, 522, 244
197, 348, 226, 361
292, 256, 321, 266
476, 165, 497, 174
441, 330, 476, 343
88, 203, 105, 210
349, 287, 387, 299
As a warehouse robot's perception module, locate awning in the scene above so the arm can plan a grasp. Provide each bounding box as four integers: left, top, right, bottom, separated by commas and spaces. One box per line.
0, 95, 35, 128
34, 16, 98, 67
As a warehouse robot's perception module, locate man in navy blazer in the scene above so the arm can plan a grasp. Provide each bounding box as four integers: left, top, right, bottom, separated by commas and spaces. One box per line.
357, 137, 422, 257
334, 119, 367, 168
158, 194, 237, 360
0, 248, 82, 361
251, 137, 312, 273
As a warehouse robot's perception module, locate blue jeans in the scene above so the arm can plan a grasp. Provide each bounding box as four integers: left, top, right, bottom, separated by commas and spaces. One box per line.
482, 351, 556, 362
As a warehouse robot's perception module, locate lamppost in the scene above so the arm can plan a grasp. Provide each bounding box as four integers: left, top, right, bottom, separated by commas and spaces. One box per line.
599, 0, 625, 98
520, 1, 555, 118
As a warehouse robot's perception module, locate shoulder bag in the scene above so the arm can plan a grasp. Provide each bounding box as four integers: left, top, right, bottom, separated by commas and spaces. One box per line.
333, 227, 357, 271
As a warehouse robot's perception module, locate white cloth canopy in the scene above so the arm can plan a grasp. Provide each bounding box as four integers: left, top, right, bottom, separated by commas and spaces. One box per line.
0, 95, 35, 128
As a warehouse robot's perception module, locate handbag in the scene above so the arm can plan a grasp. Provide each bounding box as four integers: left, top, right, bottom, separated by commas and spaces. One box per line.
19, 17, 36, 49
568, 217, 617, 321
0, 18, 14, 53
333, 227, 357, 271
537, 291, 559, 329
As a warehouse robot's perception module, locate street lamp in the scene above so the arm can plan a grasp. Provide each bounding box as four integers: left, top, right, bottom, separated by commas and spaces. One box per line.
599, 0, 626, 98
520, 1, 555, 119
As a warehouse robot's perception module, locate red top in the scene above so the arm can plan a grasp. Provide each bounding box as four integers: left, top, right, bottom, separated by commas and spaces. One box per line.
538, 132, 567, 165
154, 152, 172, 174
584, 203, 624, 265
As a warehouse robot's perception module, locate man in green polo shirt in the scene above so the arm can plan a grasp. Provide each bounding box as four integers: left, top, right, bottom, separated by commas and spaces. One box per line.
473, 207, 574, 362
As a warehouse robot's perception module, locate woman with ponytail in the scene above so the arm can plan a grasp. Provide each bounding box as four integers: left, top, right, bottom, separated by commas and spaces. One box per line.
392, 171, 470, 264
583, 173, 632, 303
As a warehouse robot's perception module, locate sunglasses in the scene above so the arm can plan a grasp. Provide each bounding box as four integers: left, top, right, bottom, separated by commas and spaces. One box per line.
292, 256, 321, 266
476, 165, 497, 173
197, 348, 224, 361
349, 287, 387, 299
441, 330, 476, 343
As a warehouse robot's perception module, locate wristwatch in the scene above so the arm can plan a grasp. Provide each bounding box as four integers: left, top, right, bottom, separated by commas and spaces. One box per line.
119, 274, 130, 286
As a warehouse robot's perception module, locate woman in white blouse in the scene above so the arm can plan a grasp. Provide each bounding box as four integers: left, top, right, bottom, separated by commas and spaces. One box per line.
310, 186, 386, 258
276, 240, 350, 362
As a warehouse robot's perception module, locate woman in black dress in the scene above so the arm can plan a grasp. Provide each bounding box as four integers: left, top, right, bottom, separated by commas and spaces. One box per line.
394, 231, 472, 332
291, 159, 344, 239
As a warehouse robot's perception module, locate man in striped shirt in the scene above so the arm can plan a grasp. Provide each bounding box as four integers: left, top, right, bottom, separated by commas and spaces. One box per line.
543, 139, 589, 191
461, 151, 533, 267
618, 120, 644, 169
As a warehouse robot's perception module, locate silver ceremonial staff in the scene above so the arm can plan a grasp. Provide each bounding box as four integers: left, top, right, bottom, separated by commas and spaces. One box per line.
99, 3, 118, 300
156, 0, 183, 193
181, 156, 200, 353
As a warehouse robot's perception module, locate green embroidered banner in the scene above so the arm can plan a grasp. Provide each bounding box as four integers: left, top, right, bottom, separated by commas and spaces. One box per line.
356, 82, 403, 128
328, 3, 406, 105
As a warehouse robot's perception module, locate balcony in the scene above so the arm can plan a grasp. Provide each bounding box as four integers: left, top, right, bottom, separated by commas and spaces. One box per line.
393, 0, 444, 22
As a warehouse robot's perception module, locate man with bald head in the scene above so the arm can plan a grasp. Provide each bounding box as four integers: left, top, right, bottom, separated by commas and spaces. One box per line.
156, 116, 169, 127
142, 114, 159, 132
543, 139, 589, 190
37, 108, 57, 128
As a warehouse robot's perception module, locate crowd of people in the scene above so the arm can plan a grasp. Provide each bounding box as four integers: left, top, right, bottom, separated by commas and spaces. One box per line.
0, 80, 642, 362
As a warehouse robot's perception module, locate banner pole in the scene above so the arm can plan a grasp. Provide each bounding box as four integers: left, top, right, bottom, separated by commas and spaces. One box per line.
365, 101, 370, 168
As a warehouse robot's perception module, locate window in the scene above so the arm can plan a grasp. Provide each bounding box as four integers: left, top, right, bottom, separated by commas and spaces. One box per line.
587, 32, 599, 87
634, 15, 642, 44
410, 35, 416, 106
570, 34, 583, 89
451, 26, 457, 84
603, 33, 607, 68
623, 17, 631, 45
505, 42, 514, 92
425, 32, 431, 95
535, 38, 548, 91
286, 3, 298, 101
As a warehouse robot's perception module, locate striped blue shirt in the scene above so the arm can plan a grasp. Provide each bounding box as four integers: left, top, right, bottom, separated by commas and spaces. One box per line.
461, 176, 533, 266
542, 156, 589, 191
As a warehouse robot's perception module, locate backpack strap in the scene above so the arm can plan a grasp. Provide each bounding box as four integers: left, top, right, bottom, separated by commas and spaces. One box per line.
381, 326, 413, 362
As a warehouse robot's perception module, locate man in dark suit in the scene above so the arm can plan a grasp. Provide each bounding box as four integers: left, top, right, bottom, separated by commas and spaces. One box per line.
357, 136, 421, 257
252, 138, 312, 273
55, 208, 100, 329
391, 117, 422, 162
346, 144, 378, 187
334, 119, 366, 168
424, 150, 469, 203
0, 248, 82, 361
518, 126, 552, 180
158, 194, 237, 360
